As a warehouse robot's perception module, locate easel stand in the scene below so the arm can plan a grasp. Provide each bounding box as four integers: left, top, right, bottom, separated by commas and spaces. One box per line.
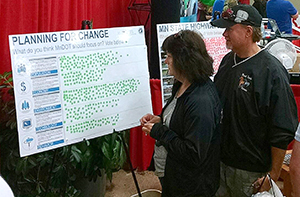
115, 129, 142, 197
45, 149, 58, 196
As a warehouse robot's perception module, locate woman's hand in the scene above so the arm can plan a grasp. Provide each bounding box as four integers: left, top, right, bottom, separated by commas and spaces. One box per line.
140, 114, 161, 126
140, 114, 161, 136
142, 122, 154, 136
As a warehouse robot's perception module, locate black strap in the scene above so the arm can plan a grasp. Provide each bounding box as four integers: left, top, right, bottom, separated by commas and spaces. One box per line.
256, 174, 268, 192
257, 173, 277, 197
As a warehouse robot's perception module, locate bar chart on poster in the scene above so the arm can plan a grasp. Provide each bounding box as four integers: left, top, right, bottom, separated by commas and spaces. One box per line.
9, 26, 152, 157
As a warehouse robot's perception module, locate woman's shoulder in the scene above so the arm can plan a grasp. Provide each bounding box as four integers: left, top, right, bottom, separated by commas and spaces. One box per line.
189, 80, 220, 103
182, 81, 221, 116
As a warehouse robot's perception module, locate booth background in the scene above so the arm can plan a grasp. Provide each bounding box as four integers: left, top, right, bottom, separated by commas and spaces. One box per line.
0, 0, 149, 74
0, 0, 151, 170
0, 0, 252, 75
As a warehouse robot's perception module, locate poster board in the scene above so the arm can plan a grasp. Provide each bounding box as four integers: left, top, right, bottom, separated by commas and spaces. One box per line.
157, 21, 229, 105
9, 26, 152, 157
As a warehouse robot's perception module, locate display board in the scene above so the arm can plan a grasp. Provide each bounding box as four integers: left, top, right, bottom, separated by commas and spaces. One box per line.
157, 21, 229, 105
9, 26, 152, 157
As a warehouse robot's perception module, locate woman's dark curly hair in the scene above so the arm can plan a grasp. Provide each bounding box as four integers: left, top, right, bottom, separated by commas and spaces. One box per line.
162, 30, 214, 83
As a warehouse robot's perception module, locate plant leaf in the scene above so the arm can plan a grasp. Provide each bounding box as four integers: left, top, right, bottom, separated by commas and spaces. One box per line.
71, 145, 82, 163
101, 141, 111, 159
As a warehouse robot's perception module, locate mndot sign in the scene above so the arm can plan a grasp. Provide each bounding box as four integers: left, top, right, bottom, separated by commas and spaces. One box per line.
9, 26, 152, 157
157, 21, 229, 105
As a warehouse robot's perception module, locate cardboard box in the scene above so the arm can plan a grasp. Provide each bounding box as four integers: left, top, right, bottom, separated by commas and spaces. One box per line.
290, 53, 300, 72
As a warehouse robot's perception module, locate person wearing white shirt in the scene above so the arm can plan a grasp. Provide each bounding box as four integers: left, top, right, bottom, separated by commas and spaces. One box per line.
290, 124, 300, 197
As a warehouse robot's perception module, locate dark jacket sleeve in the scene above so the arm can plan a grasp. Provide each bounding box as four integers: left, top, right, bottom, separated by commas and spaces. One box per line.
268, 66, 298, 149
150, 87, 220, 167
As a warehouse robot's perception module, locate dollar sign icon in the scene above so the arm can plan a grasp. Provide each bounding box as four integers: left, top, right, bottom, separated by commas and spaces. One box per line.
21, 82, 26, 92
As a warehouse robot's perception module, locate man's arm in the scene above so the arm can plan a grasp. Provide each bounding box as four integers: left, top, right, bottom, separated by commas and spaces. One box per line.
269, 147, 286, 181
292, 11, 298, 19
256, 147, 286, 192
290, 140, 300, 197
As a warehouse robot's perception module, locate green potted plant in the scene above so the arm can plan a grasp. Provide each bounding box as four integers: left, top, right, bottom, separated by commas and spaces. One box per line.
0, 71, 127, 196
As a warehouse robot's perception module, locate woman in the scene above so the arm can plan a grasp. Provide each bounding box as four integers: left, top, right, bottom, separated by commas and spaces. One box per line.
140, 30, 221, 197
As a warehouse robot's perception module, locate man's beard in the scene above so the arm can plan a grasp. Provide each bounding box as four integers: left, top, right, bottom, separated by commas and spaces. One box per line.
226, 41, 232, 50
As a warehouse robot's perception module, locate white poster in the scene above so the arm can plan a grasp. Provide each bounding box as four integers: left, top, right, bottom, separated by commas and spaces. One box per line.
157, 21, 229, 105
9, 26, 152, 157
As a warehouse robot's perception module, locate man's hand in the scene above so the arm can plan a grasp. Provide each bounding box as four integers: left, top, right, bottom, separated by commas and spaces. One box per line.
252, 176, 271, 194
292, 11, 298, 20
252, 146, 286, 194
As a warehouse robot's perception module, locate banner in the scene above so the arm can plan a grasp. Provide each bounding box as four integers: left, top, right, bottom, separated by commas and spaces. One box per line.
9, 26, 152, 157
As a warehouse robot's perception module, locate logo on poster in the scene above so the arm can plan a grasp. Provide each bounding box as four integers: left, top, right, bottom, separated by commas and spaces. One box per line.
17, 80, 31, 95
17, 63, 26, 74
22, 118, 32, 130
19, 99, 32, 113
22, 136, 35, 151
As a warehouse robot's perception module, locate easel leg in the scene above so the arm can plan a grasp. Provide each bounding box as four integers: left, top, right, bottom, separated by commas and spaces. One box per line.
45, 149, 58, 196
118, 131, 142, 197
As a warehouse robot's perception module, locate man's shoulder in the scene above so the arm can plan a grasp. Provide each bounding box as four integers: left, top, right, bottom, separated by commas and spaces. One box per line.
258, 50, 287, 69
221, 51, 233, 60
278, 0, 297, 10
258, 50, 290, 81
214, 53, 233, 77
267, 0, 286, 7
220, 51, 234, 66
258, 50, 279, 63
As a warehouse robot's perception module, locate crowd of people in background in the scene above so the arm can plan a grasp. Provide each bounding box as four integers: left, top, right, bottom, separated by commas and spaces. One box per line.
141, 2, 300, 197
199, 0, 299, 34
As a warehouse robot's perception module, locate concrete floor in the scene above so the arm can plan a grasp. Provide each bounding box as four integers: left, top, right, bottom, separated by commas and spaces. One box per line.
105, 170, 162, 197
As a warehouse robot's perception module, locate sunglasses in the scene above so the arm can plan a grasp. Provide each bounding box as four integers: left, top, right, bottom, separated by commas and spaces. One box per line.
174, 30, 184, 40
221, 8, 256, 26
221, 8, 236, 21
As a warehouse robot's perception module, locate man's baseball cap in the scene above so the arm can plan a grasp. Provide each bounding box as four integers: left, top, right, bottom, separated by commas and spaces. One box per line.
210, 4, 262, 28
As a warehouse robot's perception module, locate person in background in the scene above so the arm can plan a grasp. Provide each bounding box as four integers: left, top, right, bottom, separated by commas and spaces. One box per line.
267, 0, 298, 34
212, 0, 226, 20
211, 0, 239, 20
223, 0, 239, 12
252, 0, 267, 18
210, 4, 298, 197
290, 124, 300, 197
198, 1, 212, 21
140, 30, 221, 197
0, 176, 14, 197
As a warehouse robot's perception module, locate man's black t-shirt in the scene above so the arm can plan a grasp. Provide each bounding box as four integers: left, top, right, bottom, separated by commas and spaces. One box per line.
214, 50, 298, 172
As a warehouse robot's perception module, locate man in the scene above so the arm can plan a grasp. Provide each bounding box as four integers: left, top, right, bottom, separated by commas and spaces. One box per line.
210, 4, 298, 196
290, 124, 300, 196
267, 0, 298, 34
